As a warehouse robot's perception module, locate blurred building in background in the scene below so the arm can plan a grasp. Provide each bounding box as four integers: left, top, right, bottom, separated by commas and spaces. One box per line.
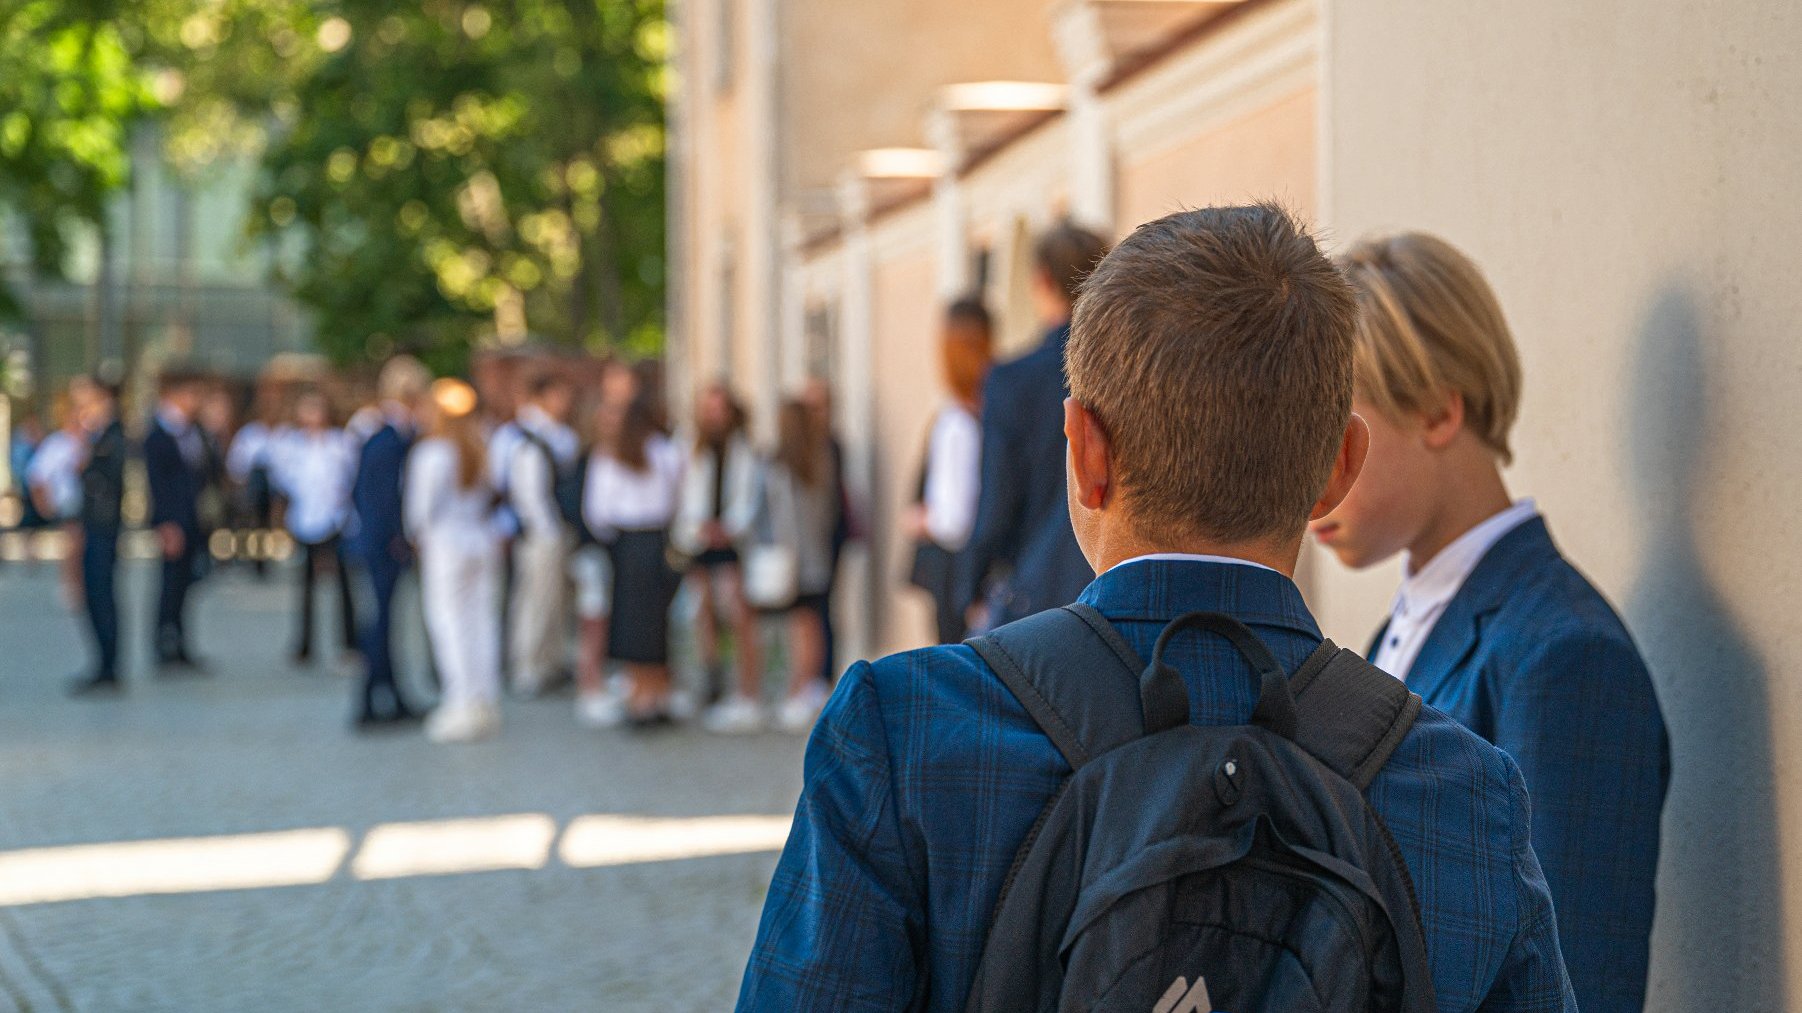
671, 0, 1802, 1006
0, 122, 311, 413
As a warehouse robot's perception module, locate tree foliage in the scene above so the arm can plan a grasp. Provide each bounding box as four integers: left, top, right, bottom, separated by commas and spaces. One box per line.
248, 0, 668, 372
0, 0, 668, 368
0, 0, 157, 316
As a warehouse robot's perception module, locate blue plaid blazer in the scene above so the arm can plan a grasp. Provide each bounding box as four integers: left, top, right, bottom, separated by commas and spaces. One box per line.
739, 559, 1575, 1012
1374, 517, 1669, 1013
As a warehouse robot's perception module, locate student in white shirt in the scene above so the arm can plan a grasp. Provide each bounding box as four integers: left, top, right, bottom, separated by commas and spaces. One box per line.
28, 382, 93, 610
406, 379, 505, 744
677, 383, 766, 734
581, 396, 685, 729
903, 298, 992, 644
1310, 232, 1668, 1012
271, 390, 358, 667
505, 373, 580, 696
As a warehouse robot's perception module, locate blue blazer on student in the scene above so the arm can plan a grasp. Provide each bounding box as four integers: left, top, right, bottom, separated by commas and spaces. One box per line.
1374, 516, 1669, 1013
346, 422, 411, 569
952, 322, 1094, 625
143, 419, 203, 537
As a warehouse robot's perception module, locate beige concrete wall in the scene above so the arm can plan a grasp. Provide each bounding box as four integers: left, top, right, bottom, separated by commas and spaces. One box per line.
1321, 2, 1802, 1006
1116, 86, 1316, 234
866, 208, 941, 654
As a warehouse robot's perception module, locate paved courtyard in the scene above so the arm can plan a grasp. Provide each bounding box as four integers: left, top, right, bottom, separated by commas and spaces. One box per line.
0, 557, 806, 1011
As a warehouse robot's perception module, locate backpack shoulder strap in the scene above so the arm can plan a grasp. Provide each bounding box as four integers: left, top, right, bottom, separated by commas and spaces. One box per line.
1287, 642, 1423, 790
965, 603, 1144, 770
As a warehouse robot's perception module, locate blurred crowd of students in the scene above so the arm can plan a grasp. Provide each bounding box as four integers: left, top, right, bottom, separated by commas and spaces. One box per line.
13, 351, 859, 747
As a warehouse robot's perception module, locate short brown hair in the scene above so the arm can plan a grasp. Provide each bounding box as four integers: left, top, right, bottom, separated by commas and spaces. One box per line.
1034, 222, 1111, 305
1335, 233, 1522, 463
1066, 203, 1356, 544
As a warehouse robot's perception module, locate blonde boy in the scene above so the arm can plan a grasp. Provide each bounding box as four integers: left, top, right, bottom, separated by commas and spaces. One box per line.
1314, 233, 1669, 1013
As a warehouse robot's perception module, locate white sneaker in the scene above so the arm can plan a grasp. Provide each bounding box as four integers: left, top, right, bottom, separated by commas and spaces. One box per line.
702, 695, 766, 735
668, 688, 700, 723
577, 691, 627, 729
776, 681, 829, 734
427, 703, 500, 744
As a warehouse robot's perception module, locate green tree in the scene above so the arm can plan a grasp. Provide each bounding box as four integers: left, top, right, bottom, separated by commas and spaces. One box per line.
248, 0, 668, 372
0, 0, 157, 317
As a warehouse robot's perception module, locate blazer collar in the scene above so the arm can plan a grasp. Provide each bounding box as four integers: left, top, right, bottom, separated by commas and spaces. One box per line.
1404, 516, 1562, 694
1078, 558, 1322, 642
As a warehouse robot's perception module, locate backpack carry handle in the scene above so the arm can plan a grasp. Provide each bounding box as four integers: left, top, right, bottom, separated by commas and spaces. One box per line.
1143, 611, 1299, 739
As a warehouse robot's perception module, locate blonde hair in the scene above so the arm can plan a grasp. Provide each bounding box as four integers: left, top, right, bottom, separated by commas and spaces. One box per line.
429, 378, 487, 489
378, 355, 432, 405
1335, 233, 1523, 463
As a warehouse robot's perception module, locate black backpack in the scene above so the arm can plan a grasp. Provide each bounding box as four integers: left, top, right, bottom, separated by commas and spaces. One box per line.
514, 429, 587, 539
963, 604, 1436, 1013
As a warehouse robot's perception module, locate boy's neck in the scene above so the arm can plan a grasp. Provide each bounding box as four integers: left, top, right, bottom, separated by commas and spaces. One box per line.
1086, 523, 1300, 579
1406, 450, 1513, 575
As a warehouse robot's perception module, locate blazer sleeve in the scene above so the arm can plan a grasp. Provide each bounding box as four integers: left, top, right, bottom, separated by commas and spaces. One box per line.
951, 368, 1026, 614
736, 661, 923, 1011
1480, 756, 1579, 1012
1492, 630, 1668, 1013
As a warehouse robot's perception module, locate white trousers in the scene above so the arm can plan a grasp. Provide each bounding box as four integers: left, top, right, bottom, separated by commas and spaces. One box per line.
421, 541, 502, 709
509, 530, 570, 688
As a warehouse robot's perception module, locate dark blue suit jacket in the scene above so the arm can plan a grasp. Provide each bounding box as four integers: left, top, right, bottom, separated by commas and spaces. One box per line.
143, 418, 203, 537
953, 322, 1093, 624
743, 560, 1575, 1011
1374, 517, 1669, 1013
346, 422, 412, 569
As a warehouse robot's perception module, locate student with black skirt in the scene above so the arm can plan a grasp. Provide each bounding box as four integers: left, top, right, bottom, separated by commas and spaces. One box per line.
581, 396, 686, 728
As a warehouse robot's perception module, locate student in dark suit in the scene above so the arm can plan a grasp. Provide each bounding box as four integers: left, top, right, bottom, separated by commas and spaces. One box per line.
346, 356, 432, 728
952, 222, 1109, 629
1312, 232, 1669, 1013
741, 205, 1575, 1011
143, 371, 209, 670
69, 378, 128, 695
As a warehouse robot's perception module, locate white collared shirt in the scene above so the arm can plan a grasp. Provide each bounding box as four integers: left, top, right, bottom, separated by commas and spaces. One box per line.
582, 435, 686, 535
271, 428, 355, 544
1372, 499, 1540, 680
515, 404, 579, 467
923, 402, 982, 551
1107, 552, 1279, 574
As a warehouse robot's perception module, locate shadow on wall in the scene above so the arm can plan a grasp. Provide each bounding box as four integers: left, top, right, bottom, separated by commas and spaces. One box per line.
1626, 286, 1787, 1011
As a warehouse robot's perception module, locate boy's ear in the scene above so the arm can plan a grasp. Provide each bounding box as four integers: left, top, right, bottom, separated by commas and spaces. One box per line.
1064, 397, 1111, 511
1420, 388, 1466, 451
1311, 413, 1371, 521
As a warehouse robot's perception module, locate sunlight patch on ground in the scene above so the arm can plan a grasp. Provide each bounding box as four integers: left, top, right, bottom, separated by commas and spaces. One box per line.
0, 814, 792, 907
351, 813, 558, 880
0, 828, 352, 906
558, 814, 794, 868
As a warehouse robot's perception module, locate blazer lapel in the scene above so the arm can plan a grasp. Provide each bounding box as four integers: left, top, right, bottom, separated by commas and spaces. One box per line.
1405, 517, 1560, 700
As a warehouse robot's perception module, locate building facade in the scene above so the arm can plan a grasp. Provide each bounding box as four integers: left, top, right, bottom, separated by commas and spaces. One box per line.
671, 1, 1802, 1004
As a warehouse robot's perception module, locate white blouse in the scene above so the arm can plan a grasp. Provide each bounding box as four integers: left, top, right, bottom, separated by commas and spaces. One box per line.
404, 438, 503, 553
270, 429, 355, 544
582, 435, 685, 536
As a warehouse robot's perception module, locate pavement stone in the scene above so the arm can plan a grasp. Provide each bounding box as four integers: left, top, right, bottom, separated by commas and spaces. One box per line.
0, 557, 808, 1012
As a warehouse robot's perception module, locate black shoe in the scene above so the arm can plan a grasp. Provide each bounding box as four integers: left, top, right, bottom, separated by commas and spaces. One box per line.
68, 674, 123, 697
353, 710, 420, 732
291, 649, 313, 667
627, 708, 676, 731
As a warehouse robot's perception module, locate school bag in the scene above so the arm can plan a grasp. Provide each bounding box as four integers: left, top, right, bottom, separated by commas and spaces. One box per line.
963, 604, 1436, 1013
514, 429, 587, 539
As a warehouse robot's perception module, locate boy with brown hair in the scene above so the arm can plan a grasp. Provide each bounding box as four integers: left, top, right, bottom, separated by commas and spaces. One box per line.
740, 205, 1574, 1012
952, 221, 1110, 629
1314, 232, 1668, 1013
